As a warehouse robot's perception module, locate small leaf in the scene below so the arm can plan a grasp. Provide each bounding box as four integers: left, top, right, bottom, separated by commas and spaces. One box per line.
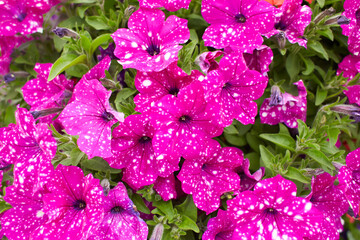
259, 145, 275, 169
317, 28, 334, 41
315, 87, 327, 106
115, 88, 138, 102
131, 194, 150, 214
317, 0, 325, 8
178, 216, 200, 233
48, 54, 87, 81
327, 128, 340, 146
301, 57, 314, 75
303, 148, 335, 170
284, 167, 311, 184
175, 196, 197, 222
86, 16, 111, 30
81, 157, 122, 173
0, 199, 12, 214
90, 33, 112, 55
286, 53, 301, 80
152, 200, 175, 221
308, 41, 329, 60
260, 133, 296, 151
80, 34, 91, 52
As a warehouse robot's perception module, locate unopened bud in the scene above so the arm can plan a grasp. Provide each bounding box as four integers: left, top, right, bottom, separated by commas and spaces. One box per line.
324, 15, 350, 26
53, 27, 79, 38
275, 32, 286, 50
269, 85, 283, 106
100, 78, 117, 89
331, 104, 360, 122
314, 7, 336, 24
150, 223, 164, 240
100, 179, 110, 196
3, 71, 29, 83
124, 6, 137, 19
30, 107, 63, 119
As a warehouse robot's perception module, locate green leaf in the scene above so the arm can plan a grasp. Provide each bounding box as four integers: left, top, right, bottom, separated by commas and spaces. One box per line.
284, 167, 311, 184
85, 16, 111, 30
317, 28, 334, 41
131, 194, 150, 214
259, 134, 296, 151
0, 199, 12, 214
315, 87, 328, 106
152, 200, 175, 221
175, 196, 197, 222
301, 57, 314, 75
286, 53, 301, 80
308, 41, 329, 60
115, 88, 138, 102
81, 157, 122, 173
61, 148, 84, 166
327, 128, 340, 146
48, 54, 87, 81
259, 145, 275, 169
90, 33, 112, 55
224, 133, 247, 147
318, 0, 325, 7
70, 0, 97, 3
77, 5, 91, 18
80, 34, 91, 52
178, 216, 200, 233
303, 148, 335, 170
178, 29, 198, 74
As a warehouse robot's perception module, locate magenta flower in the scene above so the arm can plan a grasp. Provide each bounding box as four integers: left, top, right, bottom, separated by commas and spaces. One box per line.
201, 0, 278, 51
202, 53, 268, 127
134, 62, 203, 113
82, 56, 111, 82
58, 78, 124, 159
341, 0, 360, 55
236, 158, 265, 193
0, 124, 15, 169
228, 175, 325, 239
32, 165, 104, 240
243, 45, 273, 76
151, 81, 223, 161
264, 0, 312, 48
4, 108, 57, 193
154, 174, 178, 201
109, 114, 174, 189
0, 0, 58, 36
1, 170, 48, 240
337, 54, 360, 79
89, 182, 148, 240
112, 8, 189, 72
138, 0, 191, 12
194, 51, 223, 74
0, 36, 28, 75
178, 142, 243, 214
338, 147, 360, 216
202, 210, 236, 240
306, 172, 348, 239
260, 80, 307, 128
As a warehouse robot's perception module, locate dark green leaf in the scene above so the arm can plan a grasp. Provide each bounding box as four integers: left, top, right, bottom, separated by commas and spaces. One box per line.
178, 216, 200, 233
81, 157, 122, 173
303, 148, 335, 170
284, 167, 311, 184
131, 194, 150, 214
175, 196, 197, 222
308, 41, 329, 60
152, 200, 175, 221
259, 133, 296, 151
286, 53, 301, 80
315, 87, 327, 106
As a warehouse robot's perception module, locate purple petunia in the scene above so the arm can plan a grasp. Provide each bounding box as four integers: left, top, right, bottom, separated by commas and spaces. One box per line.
0, 0, 59, 36
82, 56, 112, 82
153, 174, 178, 201
228, 175, 325, 239
337, 55, 360, 106
236, 158, 265, 193
202, 209, 236, 240
89, 182, 148, 240
201, 0, 278, 51
202, 53, 268, 127
150, 81, 223, 162
338, 147, 360, 216
58, 78, 124, 159
194, 51, 223, 74
178, 142, 243, 214
341, 0, 360, 55
138, 0, 191, 12
112, 8, 189, 72
260, 80, 307, 128
0, 35, 28, 75
264, 0, 312, 48
134, 62, 203, 113
32, 165, 104, 240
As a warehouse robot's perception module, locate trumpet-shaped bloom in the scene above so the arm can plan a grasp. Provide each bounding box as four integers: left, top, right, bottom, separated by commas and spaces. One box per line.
32, 165, 104, 240
138, 0, 191, 12
58, 78, 124, 159
134, 62, 203, 112
178, 142, 243, 214
228, 175, 325, 239
202, 0, 278, 51
89, 183, 148, 240
202, 210, 236, 240
260, 80, 307, 128
202, 53, 268, 127
264, 0, 312, 48
194, 51, 223, 74
112, 8, 189, 72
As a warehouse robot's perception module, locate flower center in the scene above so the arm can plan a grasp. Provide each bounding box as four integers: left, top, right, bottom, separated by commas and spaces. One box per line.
269, 86, 282, 106
139, 136, 151, 144
101, 111, 115, 122
16, 12, 27, 22
179, 115, 191, 123
73, 199, 86, 210
275, 21, 287, 31
264, 208, 278, 215
168, 87, 179, 96
222, 82, 232, 90
356, 9, 360, 25
235, 13, 246, 23
147, 44, 161, 56
110, 206, 123, 214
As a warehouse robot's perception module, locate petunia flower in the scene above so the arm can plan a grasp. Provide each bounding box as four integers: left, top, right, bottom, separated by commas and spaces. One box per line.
58, 78, 124, 159
236, 158, 265, 193
88, 182, 148, 240
202, 209, 236, 240
341, 0, 360, 55
138, 0, 191, 12
0, 0, 59, 36
3, 108, 57, 193
153, 174, 178, 201
201, 0, 278, 51
134, 62, 203, 113
194, 51, 223, 74
202, 53, 268, 127
112, 8, 189, 72
264, 0, 312, 48
32, 165, 104, 240
0, 124, 16, 170
97, 43, 119, 61
338, 148, 360, 216
0, 35, 28, 75
1, 169, 49, 240
227, 175, 326, 239
82, 55, 111, 82
306, 172, 349, 239
177, 142, 243, 214
150, 81, 223, 162
260, 80, 307, 128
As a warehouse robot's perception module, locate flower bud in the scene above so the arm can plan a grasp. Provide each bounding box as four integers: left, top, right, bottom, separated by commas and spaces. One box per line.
100, 179, 110, 196
52, 27, 79, 38
150, 223, 164, 240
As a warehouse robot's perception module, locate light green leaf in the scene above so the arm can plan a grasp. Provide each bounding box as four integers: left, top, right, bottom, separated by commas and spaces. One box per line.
48, 54, 87, 81
178, 216, 200, 233
86, 16, 111, 30
90, 33, 112, 55
259, 145, 275, 169
284, 167, 311, 184
260, 133, 296, 151
175, 196, 197, 222
315, 87, 328, 106
303, 148, 335, 170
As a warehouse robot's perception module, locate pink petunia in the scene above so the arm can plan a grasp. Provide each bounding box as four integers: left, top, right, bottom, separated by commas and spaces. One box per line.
134, 62, 203, 113
202, 53, 268, 127
341, 0, 360, 55
153, 174, 178, 201
112, 8, 189, 72
178, 142, 243, 214
138, 0, 191, 12
58, 78, 124, 159
260, 80, 307, 128
89, 182, 148, 240
194, 51, 223, 74
0, 36, 29, 75
201, 0, 278, 51
236, 158, 265, 193
202, 209, 236, 240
